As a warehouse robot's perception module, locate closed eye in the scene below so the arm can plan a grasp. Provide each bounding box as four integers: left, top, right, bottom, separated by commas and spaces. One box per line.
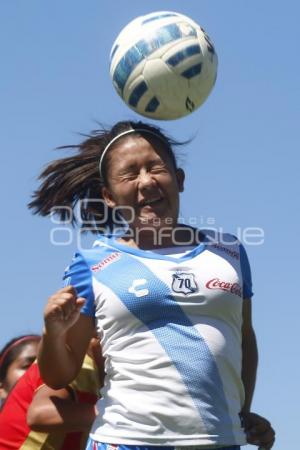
119, 173, 138, 182
149, 163, 169, 173
116, 162, 170, 180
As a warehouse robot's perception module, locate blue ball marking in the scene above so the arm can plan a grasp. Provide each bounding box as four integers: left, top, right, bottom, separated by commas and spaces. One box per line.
113, 46, 144, 93
136, 23, 181, 59
181, 63, 202, 79
145, 96, 160, 113
112, 23, 185, 95
128, 81, 148, 107
166, 44, 201, 67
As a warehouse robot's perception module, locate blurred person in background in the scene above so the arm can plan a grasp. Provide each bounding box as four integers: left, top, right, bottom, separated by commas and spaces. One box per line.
0, 337, 103, 449
0, 334, 40, 409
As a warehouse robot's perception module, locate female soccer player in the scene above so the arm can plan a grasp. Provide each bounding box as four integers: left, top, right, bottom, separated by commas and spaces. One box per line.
0, 334, 40, 408
29, 120, 275, 450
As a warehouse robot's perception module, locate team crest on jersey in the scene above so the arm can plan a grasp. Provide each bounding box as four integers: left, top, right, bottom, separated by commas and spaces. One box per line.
172, 272, 198, 295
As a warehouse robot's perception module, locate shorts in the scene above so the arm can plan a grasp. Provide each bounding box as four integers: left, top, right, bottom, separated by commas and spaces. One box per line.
85, 441, 240, 450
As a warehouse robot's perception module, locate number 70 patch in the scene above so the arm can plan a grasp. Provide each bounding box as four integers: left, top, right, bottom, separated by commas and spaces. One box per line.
171, 272, 198, 295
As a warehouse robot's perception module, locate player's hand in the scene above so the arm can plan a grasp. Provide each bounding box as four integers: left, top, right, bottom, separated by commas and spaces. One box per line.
240, 411, 275, 449
44, 286, 85, 337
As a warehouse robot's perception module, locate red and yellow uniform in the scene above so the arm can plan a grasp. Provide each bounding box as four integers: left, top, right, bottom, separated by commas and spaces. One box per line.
0, 356, 99, 450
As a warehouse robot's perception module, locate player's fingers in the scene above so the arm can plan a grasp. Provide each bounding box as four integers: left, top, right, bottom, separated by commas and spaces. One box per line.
49, 290, 77, 304
46, 299, 73, 318
60, 296, 85, 320
44, 298, 85, 330
45, 294, 77, 321
247, 426, 275, 448
241, 412, 271, 437
48, 289, 79, 309
75, 297, 86, 308
54, 285, 77, 296
247, 419, 271, 434
261, 437, 276, 449
251, 438, 275, 449
53, 292, 78, 305
260, 435, 276, 449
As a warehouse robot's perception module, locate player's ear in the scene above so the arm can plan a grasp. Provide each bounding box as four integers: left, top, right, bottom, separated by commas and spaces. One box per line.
102, 186, 117, 209
176, 168, 185, 193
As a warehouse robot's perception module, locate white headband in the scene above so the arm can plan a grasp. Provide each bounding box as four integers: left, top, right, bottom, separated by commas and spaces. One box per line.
99, 128, 167, 180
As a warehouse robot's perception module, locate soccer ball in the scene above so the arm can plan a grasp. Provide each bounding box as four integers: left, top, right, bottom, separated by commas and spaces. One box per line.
109, 11, 218, 120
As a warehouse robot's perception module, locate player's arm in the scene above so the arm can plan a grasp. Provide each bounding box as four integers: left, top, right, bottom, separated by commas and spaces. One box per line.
240, 299, 275, 448
241, 297, 258, 414
38, 286, 95, 389
27, 384, 96, 432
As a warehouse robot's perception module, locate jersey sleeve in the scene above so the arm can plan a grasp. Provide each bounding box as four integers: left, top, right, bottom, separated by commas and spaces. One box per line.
239, 243, 253, 298
63, 252, 96, 316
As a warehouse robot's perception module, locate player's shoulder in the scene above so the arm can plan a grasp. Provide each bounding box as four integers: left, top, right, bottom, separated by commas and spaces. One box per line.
67, 239, 109, 268
200, 228, 243, 261
201, 228, 239, 245
64, 235, 124, 280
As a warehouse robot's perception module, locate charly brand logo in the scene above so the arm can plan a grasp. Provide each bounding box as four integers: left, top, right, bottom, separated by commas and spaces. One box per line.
91, 252, 121, 272
206, 278, 242, 297
128, 279, 149, 297
172, 272, 198, 295
106, 445, 119, 450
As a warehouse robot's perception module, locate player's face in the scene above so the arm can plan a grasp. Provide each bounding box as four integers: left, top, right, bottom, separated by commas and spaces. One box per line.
0, 342, 39, 399
102, 136, 184, 231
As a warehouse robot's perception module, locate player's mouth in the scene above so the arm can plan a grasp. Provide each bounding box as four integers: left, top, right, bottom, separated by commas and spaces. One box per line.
138, 196, 164, 208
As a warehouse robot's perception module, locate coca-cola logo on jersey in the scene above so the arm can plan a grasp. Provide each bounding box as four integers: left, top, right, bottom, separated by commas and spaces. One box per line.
206, 278, 242, 297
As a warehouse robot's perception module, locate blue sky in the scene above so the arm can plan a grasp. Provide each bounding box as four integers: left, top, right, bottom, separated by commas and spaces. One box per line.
0, 1, 299, 448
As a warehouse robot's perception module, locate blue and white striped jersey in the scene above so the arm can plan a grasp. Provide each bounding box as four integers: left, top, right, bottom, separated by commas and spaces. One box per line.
63, 231, 252, 446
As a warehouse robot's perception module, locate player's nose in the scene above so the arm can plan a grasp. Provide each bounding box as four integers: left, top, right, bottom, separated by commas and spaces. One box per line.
138, 170, 156, 189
